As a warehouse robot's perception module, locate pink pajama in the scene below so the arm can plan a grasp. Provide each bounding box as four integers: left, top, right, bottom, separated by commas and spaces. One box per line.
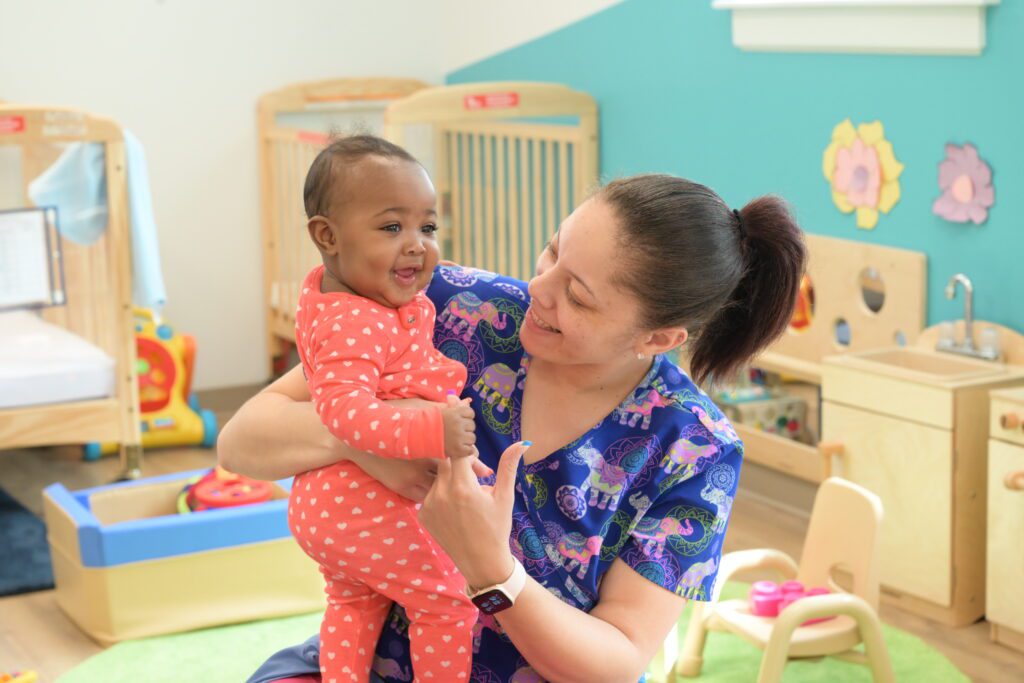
290, 266, 476, 682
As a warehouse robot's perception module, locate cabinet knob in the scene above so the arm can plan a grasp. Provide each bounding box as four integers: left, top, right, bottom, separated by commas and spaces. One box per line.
1006, 471, 1024, 492
817, 441, 845, 480
1000, 413, 1021, 430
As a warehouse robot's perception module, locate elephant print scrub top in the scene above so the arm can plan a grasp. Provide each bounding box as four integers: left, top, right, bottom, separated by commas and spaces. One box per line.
368, 265, 744, 683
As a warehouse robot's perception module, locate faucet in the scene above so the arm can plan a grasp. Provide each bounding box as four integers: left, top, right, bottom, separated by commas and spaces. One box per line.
938, 273, 1001, 361
945, 274, 975, 351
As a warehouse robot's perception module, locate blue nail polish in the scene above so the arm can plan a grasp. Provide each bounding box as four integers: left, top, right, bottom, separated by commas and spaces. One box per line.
522, 441, 532, 447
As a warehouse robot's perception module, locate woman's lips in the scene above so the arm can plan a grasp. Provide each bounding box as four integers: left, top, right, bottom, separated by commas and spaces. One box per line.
527, 307, 560, 333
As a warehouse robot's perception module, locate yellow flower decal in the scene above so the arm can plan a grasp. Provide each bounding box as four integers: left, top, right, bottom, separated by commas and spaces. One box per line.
823, 119, 904, 230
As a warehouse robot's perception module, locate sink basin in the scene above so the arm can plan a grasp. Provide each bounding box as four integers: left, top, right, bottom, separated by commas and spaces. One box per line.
843, 347, 1006, 382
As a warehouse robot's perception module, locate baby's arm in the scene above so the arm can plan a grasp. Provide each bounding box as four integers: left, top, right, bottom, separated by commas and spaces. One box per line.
307, 314, 472, 460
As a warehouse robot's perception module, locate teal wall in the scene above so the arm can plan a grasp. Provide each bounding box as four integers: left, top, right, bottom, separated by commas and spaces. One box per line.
448, 0, 1022, 332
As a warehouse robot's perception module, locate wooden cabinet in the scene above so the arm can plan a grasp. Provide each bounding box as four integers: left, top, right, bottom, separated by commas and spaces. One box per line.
823, 402, 952, 606
987, 389, 1024, 652
822, 351, 1024, 626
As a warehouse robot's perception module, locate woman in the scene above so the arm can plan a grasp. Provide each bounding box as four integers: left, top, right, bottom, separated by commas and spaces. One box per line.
220, 174, 805, 683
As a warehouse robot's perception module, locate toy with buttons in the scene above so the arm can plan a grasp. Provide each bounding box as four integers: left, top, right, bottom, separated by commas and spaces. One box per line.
748, 580, 836, 626
715, 369, 808, 442
176, 466, 274, 514
85, 308, 217, 459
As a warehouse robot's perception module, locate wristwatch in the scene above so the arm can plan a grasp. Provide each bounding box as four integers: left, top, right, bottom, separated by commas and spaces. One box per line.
467, 557, 527, 615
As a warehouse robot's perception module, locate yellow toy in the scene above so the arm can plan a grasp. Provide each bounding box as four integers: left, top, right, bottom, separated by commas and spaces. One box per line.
85, 308, 216, 459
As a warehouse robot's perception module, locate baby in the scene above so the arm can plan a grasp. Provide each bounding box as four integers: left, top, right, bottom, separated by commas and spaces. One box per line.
288, 135, 478, 683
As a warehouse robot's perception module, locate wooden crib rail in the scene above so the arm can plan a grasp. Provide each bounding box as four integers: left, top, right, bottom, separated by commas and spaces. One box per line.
258, 78, 429, 120
0, 104, 142, 476
0, 105, 122, 143
384, 81, 598, 125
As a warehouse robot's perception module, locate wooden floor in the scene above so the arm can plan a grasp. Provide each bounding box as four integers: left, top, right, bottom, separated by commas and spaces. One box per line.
1, 387, 1022, 682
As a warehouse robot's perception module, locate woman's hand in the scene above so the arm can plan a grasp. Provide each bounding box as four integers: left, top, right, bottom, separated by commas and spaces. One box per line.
419, 440, 530, 589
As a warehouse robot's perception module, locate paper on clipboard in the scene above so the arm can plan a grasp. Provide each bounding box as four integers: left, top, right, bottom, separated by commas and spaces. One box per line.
0, 207, 63, 310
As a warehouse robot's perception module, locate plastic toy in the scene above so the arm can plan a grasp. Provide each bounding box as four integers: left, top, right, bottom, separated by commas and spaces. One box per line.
176, 467, 274, 514
748, 580, 835, 625
85, 308, 217, 460
1, 672, 39, 683
789, 273, 815, 331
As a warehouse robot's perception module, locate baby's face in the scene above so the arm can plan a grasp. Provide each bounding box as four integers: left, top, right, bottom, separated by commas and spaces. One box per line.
323, 156, 440, 308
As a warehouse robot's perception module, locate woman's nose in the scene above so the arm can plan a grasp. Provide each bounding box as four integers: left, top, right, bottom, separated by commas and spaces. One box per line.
527, 271, 553, 309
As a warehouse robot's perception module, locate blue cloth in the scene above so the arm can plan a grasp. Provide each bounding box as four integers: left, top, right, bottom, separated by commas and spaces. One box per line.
28, 130, 167, 310
249, 265, 743, 683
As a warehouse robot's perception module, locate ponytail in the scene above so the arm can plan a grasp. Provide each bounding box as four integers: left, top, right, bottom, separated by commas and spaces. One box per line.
600, 176, 806, 386
688, 197, 806, 384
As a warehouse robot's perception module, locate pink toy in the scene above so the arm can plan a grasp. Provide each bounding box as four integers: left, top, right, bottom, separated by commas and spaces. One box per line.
748, 581, 836, 625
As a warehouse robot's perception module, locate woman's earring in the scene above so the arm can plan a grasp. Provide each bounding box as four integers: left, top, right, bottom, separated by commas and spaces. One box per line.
637, 353, 645, 361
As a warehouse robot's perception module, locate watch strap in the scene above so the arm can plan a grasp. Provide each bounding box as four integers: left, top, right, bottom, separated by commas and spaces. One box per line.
468, 556, 527, 603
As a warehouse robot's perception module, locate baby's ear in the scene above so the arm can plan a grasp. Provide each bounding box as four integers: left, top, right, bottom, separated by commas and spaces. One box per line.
308, 216, 337, 253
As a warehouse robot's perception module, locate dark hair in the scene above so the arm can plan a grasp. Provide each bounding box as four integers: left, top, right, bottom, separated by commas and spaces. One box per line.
303, 134, 418, 219
600, 174, 806, 386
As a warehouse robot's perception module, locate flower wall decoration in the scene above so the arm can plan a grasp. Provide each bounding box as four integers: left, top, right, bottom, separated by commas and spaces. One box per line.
823, 119, 904, 230
932, 143, 994, 224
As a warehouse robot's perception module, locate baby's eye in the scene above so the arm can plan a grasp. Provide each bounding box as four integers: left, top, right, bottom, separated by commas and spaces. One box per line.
380, 223, 401, 233
421, 224, 439, 235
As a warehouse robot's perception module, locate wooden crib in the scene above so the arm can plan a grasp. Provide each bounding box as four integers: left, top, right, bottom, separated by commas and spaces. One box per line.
0, 105, 142, 478
258, 80, 599, 377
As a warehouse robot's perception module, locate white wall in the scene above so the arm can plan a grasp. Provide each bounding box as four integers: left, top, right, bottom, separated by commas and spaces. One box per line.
0, 0, 444, 389
0, 0, 616, 389
439, 0, 622, 72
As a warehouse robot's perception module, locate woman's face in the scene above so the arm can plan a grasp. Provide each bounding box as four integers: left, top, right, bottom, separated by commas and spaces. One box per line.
522, 197, 651, 366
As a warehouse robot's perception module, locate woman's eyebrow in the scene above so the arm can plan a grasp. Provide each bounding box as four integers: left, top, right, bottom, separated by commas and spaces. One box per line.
552, 232, 596, 296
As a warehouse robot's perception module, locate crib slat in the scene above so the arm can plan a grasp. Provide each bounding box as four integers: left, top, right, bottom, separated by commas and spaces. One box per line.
446, 131, 460, 264
472, 135, 484, 270
531, 140, 542, 281
495, 135, 508, 278
518, 137, 529, 282
482, 133, 494, 273
544, 140, 555, 259
559, 140, 570, 225
460, 132, 471, 265
434, 129, 450, 261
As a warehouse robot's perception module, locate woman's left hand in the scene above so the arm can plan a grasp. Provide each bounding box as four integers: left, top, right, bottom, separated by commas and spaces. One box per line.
419, 440, 530, 590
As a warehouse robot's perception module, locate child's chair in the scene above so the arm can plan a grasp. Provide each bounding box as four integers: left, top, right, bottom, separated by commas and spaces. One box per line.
675, 477, 895, 683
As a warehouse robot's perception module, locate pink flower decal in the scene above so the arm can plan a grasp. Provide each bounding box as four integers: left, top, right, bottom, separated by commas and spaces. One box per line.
932, 143, 994, 225
823, 119, 903, 230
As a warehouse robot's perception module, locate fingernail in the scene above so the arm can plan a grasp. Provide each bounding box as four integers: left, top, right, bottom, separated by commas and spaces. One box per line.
522, 441, 532, 447
447, 390, 457, 395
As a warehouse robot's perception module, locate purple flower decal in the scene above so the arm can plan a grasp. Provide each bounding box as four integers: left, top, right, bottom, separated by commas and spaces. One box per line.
932, 143, 994, 225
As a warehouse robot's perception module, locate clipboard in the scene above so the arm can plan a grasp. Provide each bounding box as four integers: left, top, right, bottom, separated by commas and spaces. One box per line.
0, 206, 65, 311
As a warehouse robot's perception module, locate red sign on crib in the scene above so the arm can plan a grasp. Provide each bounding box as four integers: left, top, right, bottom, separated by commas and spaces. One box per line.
0, 116, 25, 134
463, 92, 520, 111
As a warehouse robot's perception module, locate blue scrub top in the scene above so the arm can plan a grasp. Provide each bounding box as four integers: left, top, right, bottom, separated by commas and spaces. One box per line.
249, 265, 743, 683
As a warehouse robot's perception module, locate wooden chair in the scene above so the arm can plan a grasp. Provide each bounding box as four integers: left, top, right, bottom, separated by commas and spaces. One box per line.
675, 477, 895, 683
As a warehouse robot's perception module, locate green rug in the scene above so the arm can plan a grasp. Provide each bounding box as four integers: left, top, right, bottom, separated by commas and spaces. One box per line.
58, 584, 968, 682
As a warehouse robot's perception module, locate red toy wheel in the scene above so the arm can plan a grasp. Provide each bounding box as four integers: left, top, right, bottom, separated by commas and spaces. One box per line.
192, 477, 273, 509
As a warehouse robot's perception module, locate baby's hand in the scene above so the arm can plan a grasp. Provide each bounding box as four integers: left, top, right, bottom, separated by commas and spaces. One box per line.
442, 393, 476, 459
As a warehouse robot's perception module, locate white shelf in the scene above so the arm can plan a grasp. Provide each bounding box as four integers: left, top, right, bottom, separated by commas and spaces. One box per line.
712, 0, 1000, 55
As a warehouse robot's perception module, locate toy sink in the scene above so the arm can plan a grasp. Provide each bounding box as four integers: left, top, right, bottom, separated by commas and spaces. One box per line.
827, 347, 1007, 386
43, 469, 324, 645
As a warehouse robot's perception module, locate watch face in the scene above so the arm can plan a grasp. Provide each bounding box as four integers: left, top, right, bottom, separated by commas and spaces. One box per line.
472, 589, 513, 614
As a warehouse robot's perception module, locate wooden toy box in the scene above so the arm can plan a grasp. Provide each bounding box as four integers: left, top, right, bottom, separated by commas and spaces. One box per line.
42, 469, 324, 645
